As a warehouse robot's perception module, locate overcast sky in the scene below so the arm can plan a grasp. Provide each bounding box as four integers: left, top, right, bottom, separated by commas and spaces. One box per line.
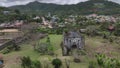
0, 0, 120, 7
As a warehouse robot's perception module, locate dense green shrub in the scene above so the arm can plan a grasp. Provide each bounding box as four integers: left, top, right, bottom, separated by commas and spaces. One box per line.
21, 56, 42, 68
114, 22, 120, 36
32, 60, 42, 68
96, 54, 120, 68
88, 61, 96, 68
86, 25, 99, 36
36, 43, 48, 55
52, 58, 62, 68
36, 37, 54, 55
1, 48, 10, 54
96, 54, 105, 67
1, 44, 21, 54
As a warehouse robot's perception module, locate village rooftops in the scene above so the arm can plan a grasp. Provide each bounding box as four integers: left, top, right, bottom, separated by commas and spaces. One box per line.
0, 20, 24, 28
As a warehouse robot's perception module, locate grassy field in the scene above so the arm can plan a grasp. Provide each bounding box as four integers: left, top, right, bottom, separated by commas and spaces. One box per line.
1, 34, 120, 68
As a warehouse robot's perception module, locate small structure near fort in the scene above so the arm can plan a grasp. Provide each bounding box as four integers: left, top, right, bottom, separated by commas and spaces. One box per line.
61, 30, 85, 56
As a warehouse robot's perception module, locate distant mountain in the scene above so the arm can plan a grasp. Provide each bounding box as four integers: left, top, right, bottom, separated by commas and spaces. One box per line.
0, 7, 10, 12
9, 0, 120, 15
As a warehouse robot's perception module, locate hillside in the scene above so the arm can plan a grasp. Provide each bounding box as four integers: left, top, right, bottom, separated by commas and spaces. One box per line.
0, 7, 10, 13
9, 0, 120, 15
0, 7, 12, 23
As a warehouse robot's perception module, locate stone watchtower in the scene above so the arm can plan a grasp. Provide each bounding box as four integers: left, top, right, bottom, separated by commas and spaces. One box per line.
61, 31, 85, 56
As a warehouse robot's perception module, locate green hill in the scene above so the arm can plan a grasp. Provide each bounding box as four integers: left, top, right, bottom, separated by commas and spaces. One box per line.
0, 7, 10, 13
8, 0, 120, 15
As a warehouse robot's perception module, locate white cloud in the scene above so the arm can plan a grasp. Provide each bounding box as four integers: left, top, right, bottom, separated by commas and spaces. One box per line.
38, 0, 88, 5
0, 0, 120, 7
109, 0, 120, 3
0, 0, 34, 7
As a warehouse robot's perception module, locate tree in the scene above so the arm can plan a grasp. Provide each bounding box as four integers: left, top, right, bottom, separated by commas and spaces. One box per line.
36, 43, 48, 54
114, 22, 120, 36
88, 61, 96, 68
13, 42, 21, 51
86, 25, 98, 36
46, 36, 54, 55
14, 9, 20, 14
32, 60, 42, 68
52, 58, 62, 68
46, 37, 50, 44
21, 56, 42, 68
100, 22, 109, 31
21, 56, 32, 68
35, 36, 54, 55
